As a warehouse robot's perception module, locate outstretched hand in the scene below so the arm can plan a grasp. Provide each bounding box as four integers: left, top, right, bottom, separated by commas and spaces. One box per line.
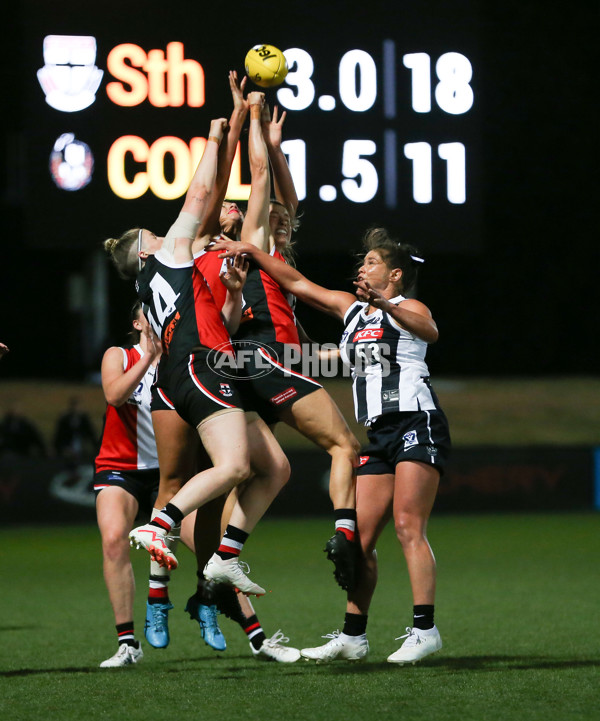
229, 70, 248, 114
353, 279, 390, 309
219, 253, 249, 293
208, 238, 254, 258
261, 104, 287, 148
142, 324, 161, 360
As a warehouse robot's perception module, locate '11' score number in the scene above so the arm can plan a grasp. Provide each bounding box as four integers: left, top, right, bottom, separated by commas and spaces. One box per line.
275, 44, 474, 206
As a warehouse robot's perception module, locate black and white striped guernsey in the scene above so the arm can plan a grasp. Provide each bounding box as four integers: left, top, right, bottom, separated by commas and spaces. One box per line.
339, 295, 438, 424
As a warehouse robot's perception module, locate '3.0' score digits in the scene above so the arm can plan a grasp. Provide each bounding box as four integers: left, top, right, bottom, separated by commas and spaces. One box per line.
275, 44, 475, 207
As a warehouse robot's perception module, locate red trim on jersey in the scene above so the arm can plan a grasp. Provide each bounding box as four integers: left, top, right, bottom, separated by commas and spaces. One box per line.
195, 252, 228, 311
258, 259, 300, 345
95, 347, 147, 473
192, 266, 234, 353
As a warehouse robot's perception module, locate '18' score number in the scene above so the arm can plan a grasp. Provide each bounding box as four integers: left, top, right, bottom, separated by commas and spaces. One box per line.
275, 45, 474, 206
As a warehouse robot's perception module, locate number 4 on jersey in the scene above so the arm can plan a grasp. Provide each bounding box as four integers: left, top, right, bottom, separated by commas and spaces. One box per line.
147, 272, 180, 336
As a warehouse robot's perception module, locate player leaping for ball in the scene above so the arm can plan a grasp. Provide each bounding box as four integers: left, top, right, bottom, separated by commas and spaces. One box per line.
105, 117, 286, 601
223, 90, 361, 592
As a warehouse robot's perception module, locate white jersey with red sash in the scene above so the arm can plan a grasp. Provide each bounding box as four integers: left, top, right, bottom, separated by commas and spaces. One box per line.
95, 345, 158, 473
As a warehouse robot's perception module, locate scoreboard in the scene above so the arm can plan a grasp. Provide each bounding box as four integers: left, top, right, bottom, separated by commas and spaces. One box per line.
19, 1, 482, 255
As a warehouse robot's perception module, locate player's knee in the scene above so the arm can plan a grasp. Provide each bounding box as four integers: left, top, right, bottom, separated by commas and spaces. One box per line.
273, 454, 291, 489
394, 513, 422, 546
225, 458, 251, 487
102, 529, 130, 561
349, 433, 361, 457
332, 433, 360, 463
358, 530, 378, 556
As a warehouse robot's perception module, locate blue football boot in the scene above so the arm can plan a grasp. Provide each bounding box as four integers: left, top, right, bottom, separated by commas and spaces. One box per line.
185, 594, 227, 651
144, 600, 173, 648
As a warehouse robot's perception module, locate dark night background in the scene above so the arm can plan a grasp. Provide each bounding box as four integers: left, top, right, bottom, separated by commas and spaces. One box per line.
1, 1, 597, 380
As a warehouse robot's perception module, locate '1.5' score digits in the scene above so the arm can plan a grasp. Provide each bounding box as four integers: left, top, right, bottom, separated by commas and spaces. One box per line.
275, 44, 474, 206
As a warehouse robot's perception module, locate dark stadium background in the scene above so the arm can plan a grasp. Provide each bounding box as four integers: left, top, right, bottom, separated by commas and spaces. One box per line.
0, 1, 596, 381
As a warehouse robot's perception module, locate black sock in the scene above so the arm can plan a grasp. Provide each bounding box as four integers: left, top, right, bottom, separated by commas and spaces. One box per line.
210, 582, 246, 624
242, 614, 266, 650
150, 503, 183, 532
413, 604, 434, 630
116, 622, 136, 647
342, 612, 368, 636
163, 503, 184, 525
216, 525, 249, 560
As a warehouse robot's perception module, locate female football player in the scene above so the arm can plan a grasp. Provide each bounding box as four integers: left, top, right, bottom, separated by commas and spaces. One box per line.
211, 227, 450, 665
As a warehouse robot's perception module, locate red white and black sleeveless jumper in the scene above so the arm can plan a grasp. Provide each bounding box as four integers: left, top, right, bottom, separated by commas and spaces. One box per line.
95, 345, 158, 473
136, 249, 242, 427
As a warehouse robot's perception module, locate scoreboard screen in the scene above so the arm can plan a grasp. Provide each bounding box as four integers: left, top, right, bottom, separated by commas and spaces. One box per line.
18, 1, 482, 255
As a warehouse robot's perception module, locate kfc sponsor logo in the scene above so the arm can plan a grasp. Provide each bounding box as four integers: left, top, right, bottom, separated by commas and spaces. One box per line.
353, 328, 384, 342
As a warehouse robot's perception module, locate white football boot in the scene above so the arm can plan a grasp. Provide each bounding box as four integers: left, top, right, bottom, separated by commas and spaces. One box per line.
100, 642, 143, 668
301, 631, 369, 663
387, 625, 442, 664
203, 554, 265, 596
251, 630, 301, 663
129, 524, 178, 570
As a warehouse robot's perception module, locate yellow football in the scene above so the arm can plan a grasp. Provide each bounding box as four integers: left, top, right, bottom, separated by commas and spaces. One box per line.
245, 44, 288, 88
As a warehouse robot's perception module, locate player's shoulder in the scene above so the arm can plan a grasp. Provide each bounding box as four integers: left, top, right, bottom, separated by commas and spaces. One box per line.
343, 299, 365, 324
395, 297, 432, 316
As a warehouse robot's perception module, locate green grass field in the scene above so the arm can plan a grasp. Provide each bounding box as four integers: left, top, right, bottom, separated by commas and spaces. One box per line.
2, 514, 599, 721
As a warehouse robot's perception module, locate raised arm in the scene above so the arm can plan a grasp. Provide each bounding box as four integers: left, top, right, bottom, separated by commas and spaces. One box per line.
240, 92, 271, 252
164, 117, 227, 265
211, 239, 355, 322
195, 72, 249, 243
262, 104, 298, 220
101, 339, 159, 408
354, 280, 439, 344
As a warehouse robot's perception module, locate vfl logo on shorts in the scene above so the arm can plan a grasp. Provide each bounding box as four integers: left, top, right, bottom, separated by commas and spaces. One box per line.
427, 445, 438, 457
402, 430, 418, 451
358, 455, 370, 467
219, 383, 233, 397
107, 473, 123, 482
